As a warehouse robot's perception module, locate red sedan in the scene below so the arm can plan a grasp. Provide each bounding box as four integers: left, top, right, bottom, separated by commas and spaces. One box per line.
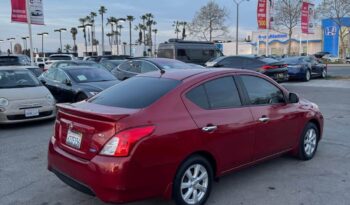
48, 68, 323, 205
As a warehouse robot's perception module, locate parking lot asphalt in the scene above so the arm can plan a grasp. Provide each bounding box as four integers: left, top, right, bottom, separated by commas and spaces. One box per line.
327, 65, 350, 77
1, 78, 350, 205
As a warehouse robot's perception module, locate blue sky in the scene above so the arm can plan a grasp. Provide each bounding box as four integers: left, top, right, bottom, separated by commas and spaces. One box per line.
0, 0, 316, 52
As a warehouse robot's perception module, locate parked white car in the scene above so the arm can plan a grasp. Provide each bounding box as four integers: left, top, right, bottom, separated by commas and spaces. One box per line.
0, 67, 56, 124
322, 54, 340, 63
46, 54, 76, 69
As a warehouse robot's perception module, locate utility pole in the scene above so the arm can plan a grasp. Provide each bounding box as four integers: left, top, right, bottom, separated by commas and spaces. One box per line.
233, 0, 249, 55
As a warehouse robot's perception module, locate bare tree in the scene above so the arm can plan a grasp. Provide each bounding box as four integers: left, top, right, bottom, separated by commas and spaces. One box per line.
188, 1, 228, 41
274, 0, 302, 55
318, 0, 350, 59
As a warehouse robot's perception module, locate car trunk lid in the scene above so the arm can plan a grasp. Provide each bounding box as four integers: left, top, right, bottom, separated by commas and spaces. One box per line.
55, 102, 138, 160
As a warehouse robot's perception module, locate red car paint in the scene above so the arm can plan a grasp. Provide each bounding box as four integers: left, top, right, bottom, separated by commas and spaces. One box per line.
48, 68, 323, 204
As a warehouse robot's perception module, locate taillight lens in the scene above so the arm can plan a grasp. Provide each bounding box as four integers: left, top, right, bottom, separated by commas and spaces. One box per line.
100, 126, 155, 157
261, 65, 278, 70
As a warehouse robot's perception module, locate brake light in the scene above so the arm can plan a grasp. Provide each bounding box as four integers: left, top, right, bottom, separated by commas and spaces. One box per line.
100, 126, 155, 157
261, 65, 278, 70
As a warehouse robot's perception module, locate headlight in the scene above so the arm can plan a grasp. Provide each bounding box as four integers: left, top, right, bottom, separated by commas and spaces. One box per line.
89, 91, 99, 96
0, 98, 9, 107
46, 94, 55, 104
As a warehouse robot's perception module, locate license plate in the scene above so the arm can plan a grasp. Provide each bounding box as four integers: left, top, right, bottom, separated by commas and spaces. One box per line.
25, 109, 39, 117
66, 130, 82, 149
276, 73, 285, 79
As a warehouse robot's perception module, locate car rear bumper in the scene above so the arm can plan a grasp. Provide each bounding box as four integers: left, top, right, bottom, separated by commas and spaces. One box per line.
0, 106, 56, 124
264, 70, 289, 82
47, 140, 163, 203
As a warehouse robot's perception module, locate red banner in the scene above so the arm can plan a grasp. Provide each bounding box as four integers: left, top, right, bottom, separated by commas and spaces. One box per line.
11, 0, 27, 23
257, 0, 267, 29
301, 2, 315, 34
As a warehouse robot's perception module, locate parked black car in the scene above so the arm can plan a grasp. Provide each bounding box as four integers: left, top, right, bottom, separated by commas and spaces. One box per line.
206, 55, 289, 82
111, 58, 190, 81
99, 59, 126, 72
49, 60, 106, 70
85, 55, 130, 63
283, 56, 327, 81
39, 66, 119, 102
0, 55, 31, 66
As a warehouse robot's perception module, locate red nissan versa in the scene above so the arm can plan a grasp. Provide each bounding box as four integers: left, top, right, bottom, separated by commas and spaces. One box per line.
48, 68, 324, 205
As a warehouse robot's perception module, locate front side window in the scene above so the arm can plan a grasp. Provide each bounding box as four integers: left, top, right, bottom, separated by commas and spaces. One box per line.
141, 61, 158, 73
186, 76, 242, 109
240, 75, 285, 105
55, 69, 69, 83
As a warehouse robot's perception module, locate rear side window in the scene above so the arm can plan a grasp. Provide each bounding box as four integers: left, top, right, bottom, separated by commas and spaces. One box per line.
158, 49, 174, 59
89, 77, 180, 109
186, 77, 242, 109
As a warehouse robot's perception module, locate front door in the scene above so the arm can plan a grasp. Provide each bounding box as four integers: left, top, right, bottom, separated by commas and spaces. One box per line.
238, 75, 300, 160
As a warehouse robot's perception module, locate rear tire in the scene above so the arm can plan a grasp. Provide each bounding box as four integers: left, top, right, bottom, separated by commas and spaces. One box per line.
303, 70, 311, 81
297, 123, 319, 161
173, 155, 213, 205
75, 93, 88, 102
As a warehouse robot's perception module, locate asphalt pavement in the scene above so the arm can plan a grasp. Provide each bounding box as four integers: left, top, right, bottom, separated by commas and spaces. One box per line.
1, 68, 350, 205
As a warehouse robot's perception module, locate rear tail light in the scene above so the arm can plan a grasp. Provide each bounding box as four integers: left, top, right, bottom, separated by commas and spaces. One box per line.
261, 65, 278, 70
100, 125, 155, 157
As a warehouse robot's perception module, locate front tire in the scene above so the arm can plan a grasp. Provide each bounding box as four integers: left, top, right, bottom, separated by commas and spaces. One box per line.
173, 155, 213, 205
321, 68, 327, 79
298, 123, 319, 161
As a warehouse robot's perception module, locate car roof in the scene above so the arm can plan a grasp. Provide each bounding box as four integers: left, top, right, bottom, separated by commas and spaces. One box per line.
0, 66, 36, 71
138, 68, 256, 81
53, 60, 96, 64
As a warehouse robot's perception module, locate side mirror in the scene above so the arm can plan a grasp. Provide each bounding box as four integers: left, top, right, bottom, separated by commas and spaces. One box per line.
40, 79, 46, 85
289, 93, 299, 104
63, 79, 72, 86
213, 63, 223, 68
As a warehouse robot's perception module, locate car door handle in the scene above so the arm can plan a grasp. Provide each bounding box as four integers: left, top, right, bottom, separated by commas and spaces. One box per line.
259, 117, 270, 123
202, 125, 218, 132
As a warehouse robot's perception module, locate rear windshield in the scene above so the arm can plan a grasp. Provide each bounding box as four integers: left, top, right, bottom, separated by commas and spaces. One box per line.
89, 77, 180, 109
66, 68, 116, 83
259, 58, 279, 64
0, 70, 41, 88
283, 57, 303, 64
49, 56, 72, 60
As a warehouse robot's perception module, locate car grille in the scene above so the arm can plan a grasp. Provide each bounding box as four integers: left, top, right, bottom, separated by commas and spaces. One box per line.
7, 111, 53, 121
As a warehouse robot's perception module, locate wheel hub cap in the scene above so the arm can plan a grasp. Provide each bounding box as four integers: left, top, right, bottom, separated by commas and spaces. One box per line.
181, 164, 208, 204
304, 128, 317, 156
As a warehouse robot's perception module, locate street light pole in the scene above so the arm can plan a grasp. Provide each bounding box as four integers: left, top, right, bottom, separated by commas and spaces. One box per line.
21, 37, 29, 51
233, 0, 249, 55
54, 28, 67, 52
115, 18, 126, 55
38, 32, 49, 57
0, 40, 4, 54
7, 38, 15, 54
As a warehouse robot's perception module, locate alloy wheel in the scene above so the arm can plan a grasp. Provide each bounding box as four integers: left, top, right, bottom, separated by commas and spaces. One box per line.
180, 164, 209, 205
304, 128, 317, 157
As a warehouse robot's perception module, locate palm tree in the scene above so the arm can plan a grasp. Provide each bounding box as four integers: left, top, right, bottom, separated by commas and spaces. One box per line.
107, 17, 117, 45
152, 29, 158, 55
64, 44, 72, 53
106, 32, 113, 52
134, 24, 143, 45
90, 12, 97, 43
145, 13, 156, 55
79, 17, 88, 55
126, 15, 135, 55
70, 27, 78, 53
99, 6, 107, 54
173, 21, 181, 39
141, 15, 147, 45
117, 25, 123, 45
181, 21, 187, 40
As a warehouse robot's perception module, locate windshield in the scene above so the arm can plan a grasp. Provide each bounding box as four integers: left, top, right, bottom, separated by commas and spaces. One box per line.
66, 68, 116, 83
0, 70, 41, 88
154, 59, 189, 69
89, 77, 180, 109
0, 56, 29, 66
283, 57, 303, 65
49, 56, 72, 61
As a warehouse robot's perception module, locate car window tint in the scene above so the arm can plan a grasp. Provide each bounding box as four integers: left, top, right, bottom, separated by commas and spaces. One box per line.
241, 75, 285, 105
204, 77, 241, 109
118, 61, 131, 71
55, 69, 68, 83
186, 85, 210, 109
221, 57, 242, 68
44, 69, 57, 80
141, 61, 158, 73
89, 77, 180, 109
129, 61, 141, 73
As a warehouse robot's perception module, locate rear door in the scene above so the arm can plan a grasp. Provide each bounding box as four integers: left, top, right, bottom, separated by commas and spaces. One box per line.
237, 75, 300, 159
183, 75, 255, 171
